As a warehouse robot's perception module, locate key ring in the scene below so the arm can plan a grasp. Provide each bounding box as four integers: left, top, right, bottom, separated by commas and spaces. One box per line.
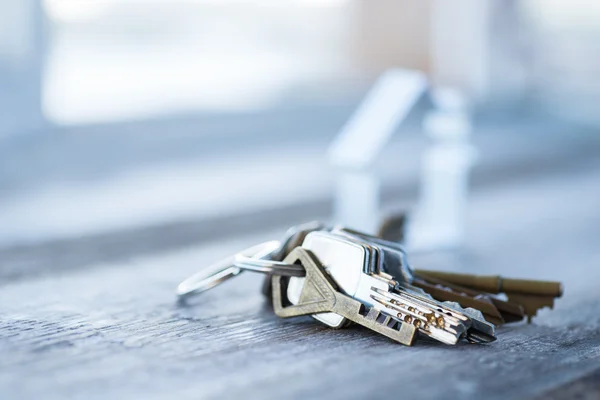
234, 256, 305, 276
176, 240, 304, 303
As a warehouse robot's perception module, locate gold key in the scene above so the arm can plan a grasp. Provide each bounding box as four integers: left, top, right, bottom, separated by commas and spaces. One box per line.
411, 274, 525, 325
414, 270, 563, 322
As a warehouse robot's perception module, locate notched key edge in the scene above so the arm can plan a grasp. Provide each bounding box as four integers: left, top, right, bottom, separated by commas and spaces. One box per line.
272, 247, 417, 345
348, 303, 417, 346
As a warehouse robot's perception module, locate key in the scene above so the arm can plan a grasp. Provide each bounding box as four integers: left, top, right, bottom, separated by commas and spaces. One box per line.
333, 227, 414, 284
411, 274, 525, 325
334, 232, 498, 339
289, 231, 491, 344
341, 238, 520, 326
414, 270, 563, 322
342, 227, 516, 327
370, 284, 496, 344
272, 247, 417, 346
324, 230, 494, 343
411, 277, 506, 326
413, 270, 563, 297
369, 286, 469, 344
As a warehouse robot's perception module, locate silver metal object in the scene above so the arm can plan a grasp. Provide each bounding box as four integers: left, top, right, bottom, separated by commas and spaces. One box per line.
285, 231, 495, 344
336, 229, 495, 342
370, 284, 496, 344
333, 227, 414, 284
334, 229, 494, 341
370, 286, 466, 344
234, 256, 305, 276
177, 221, 327, 303
176, 240, 282, 302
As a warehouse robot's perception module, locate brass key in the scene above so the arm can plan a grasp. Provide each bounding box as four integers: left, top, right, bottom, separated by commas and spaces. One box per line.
414, 270, 563, 322
272, 247, 417, 346
411, 275, 525, 325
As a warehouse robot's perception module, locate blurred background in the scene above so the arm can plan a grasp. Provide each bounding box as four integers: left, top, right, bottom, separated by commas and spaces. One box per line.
1, 0, 600, 280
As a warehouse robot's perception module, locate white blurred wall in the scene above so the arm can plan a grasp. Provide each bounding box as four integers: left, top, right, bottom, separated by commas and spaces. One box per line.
1, 0, 598, 129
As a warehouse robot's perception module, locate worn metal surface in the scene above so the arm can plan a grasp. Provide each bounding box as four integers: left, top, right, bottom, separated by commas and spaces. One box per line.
2, 158, 600, 400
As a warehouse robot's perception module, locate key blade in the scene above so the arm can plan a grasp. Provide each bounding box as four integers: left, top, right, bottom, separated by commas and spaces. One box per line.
369, 293, 462, 345
387, 286, 471, 327
355, 305, 417, 346
394, 284, 497, 341
370, 287, 466, 345
411, 278, 505, 324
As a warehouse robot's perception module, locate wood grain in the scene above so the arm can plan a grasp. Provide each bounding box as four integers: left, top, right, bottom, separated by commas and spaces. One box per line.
2, 159, 600, 400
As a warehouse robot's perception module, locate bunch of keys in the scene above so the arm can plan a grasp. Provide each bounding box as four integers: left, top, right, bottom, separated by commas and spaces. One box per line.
271, 228, 496, 345
176, 222, 563, 346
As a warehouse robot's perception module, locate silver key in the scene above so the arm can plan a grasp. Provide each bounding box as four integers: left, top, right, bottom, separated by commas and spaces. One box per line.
370, 286, 468, 344
289, 231, 495, 344
370, 284, 496, 344
333, 230, 496, 343
332, 228, 414, 283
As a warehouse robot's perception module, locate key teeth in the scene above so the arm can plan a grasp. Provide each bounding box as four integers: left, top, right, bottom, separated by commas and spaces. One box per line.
364, 308, 404, 332
377, 313, 392, 326
361, 306, 391, 327
370, 286, 475, 345
358, 303, 370, 317
365, 307, 380, 321
387, 319, 401, 330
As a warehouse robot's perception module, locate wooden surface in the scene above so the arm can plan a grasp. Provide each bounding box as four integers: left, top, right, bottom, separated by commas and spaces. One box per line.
2, 157, 600, 400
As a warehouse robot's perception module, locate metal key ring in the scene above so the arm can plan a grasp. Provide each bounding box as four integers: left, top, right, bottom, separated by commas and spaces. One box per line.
234, 256, 305, 277
176, 240, 282, 302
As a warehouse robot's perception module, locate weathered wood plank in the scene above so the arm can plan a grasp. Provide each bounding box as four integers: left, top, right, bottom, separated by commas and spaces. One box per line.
2, 160, 600, 400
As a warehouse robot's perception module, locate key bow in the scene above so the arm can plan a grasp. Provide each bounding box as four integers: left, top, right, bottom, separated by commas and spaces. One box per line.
272, 247, 337, 318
